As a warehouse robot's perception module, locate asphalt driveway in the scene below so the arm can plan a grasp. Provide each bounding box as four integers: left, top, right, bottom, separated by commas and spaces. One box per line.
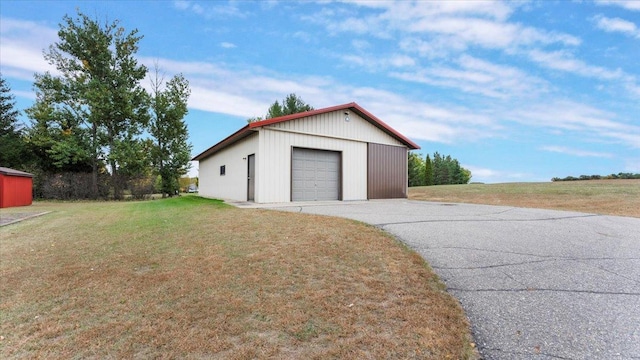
266, 200, 640, 359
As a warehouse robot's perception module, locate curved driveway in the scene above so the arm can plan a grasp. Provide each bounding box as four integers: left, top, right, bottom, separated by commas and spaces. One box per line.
267, 200, 640, 359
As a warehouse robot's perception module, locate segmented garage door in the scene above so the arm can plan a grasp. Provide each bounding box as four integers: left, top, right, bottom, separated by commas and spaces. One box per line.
292, 148, 341, 201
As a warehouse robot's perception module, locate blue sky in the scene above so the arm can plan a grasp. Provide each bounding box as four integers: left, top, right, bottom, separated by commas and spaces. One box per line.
1, 0, 639, 183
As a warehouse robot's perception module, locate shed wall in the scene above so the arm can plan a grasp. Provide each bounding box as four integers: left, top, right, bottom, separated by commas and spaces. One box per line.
267, 110, 404, 147
0, 174, 33, 208
198, 132, 258, 202
256, 128, 368, 203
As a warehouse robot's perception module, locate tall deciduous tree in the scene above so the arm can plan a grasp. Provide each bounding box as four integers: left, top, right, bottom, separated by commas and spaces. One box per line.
29, 10, 149, 199
0, 75, 28, 169
408, 152, 425, 187
149, 68, 192, 197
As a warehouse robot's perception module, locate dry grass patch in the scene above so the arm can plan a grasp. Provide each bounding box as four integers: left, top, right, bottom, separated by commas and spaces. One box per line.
1, 197, 474, 359
409, 179, 640, 218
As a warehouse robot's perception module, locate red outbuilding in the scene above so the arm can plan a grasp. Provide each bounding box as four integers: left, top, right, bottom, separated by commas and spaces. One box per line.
0, 167, 34, 208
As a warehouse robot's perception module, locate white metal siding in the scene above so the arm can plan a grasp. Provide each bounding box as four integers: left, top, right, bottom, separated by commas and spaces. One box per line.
256, 128, 367, 203
198, 133, 258, 201
267, 110, 404, 147
292, 148, 340, 201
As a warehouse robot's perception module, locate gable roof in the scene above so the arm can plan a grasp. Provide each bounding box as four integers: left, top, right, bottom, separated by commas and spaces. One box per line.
193, 102, 420, 161
0, 167, 33, 178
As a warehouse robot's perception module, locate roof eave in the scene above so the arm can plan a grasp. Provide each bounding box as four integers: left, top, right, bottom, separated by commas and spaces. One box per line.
192, 124, 254, 161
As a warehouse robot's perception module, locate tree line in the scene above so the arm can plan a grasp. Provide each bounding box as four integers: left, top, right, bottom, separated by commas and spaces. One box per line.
408, 152, 472, 186
552, 173, 640, 182
0, 11, 192, 200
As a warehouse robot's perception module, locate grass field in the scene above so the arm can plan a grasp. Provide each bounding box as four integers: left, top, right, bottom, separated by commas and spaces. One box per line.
409, 179, 640, 218
0, 197, 475, 359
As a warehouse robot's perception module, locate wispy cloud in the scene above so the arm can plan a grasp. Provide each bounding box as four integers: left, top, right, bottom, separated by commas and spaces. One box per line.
540, 146, 614, 158
596, 0, 640, 11
220, 42, 236, 49
528, 49, 625, 80
463, 165, 533, 183
526, 49, 640, 98
593, 15, 640, 38
510, 100, 640, 148
390, 55, 548, 99
309, 1, 579, 58
0, 18, 59, 79
173, 0, 248, 18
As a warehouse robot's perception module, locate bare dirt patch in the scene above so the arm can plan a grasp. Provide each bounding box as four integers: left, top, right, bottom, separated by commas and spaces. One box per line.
0, 197, 475, 359
0, 211, 50, 226
409, 179, 640, 218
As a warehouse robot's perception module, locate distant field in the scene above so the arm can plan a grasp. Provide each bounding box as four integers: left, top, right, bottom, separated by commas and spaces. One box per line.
409, 179, 640, 218
0, 197, 475, 359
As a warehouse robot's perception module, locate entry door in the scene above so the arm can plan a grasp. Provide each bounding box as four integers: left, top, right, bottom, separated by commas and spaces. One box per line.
292, 148, 340, 201
247, 154, 255, 201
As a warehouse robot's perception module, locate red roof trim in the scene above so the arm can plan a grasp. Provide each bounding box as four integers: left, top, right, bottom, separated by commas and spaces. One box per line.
192, 102, 420, 161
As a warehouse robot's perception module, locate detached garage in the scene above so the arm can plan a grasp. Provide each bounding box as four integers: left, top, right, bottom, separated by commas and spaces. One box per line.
0, 167, 34, 208
193, 102, 420, 203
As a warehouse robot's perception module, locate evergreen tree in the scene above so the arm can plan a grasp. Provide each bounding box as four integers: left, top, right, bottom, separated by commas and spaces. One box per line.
266, 93, 313, 119
424, 154, 434, 186
428, 152, 471, 185
0, 75, 28, 169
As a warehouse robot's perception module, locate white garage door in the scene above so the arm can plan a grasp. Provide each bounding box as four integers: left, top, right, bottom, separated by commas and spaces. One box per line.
292, 148, 340, 201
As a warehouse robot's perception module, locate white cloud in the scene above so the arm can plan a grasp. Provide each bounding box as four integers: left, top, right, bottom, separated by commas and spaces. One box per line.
310, 1, 579, 57
338, 53, 416, 71
463, 165, 533, 183
540, 146, 614, 158
596, 0, 640, 11
390, 55, 547, 99
0, 18, 60, 79
528, 49, 625, 80
593, 15, 640, 38
173, 0, 248, 18
220, 42, 237, 49
509, 100, 640, 148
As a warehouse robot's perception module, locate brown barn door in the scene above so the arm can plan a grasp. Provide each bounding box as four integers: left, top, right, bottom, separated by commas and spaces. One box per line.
247, 154, 255, 201
367, 143, 407, 199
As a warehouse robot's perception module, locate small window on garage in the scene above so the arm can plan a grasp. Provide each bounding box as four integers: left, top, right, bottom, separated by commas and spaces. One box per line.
220, 165, 226, 176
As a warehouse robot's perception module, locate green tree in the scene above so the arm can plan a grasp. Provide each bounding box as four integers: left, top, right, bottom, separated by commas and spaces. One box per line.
29, 10, 149, 199
149, 68, 192, 197
429, 152, 471, 185
248, 93, 313, 123
425, 154, 434, 186
266, 93, 313, 119
24, 95, 92, 173
460, 167, 472, 184
0, 75, 28, 169
408, 152, 425, 187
